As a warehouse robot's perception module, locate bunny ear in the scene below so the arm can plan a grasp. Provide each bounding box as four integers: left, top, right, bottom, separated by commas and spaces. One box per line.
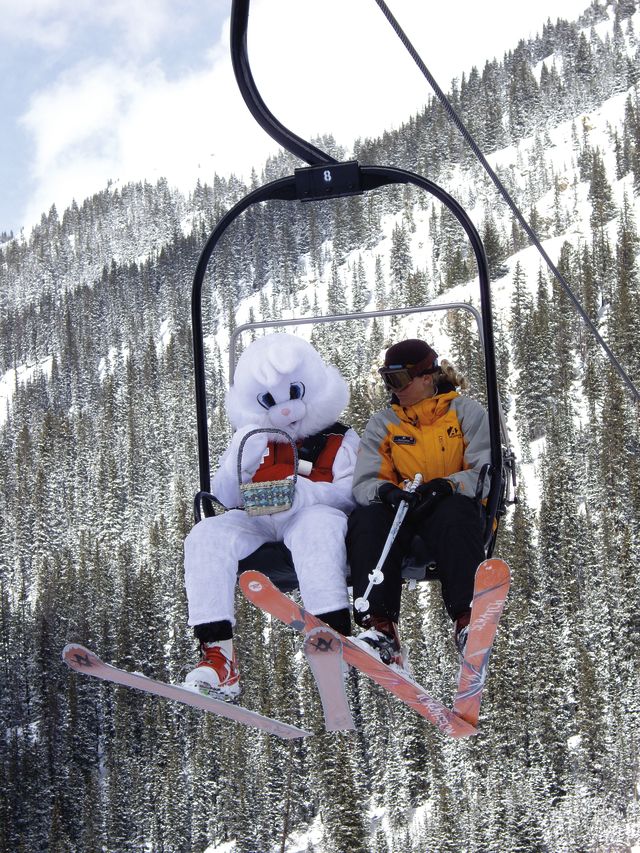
250, 338, 310, 385
228, 333, 325, 417
270, 339, 307, 374
252, 358, 281, 388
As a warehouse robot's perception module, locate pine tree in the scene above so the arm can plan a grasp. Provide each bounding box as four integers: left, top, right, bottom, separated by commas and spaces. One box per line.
389, 222, 412, 305
588, 148, 617, 232
374, 255, 387, 310
316, 733, 368, 853
509, 260, 532, 368
610, 192, 640, 381
481, 214, 507, 280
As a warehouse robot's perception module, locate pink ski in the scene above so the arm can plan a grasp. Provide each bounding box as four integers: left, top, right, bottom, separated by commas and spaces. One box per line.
62, 643, 310, 740
240, 571, 477, 738
453, 558, 510, 727
303, 626, 355, 731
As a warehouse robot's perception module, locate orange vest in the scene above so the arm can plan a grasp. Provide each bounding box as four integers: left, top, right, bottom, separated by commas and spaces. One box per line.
252, 433, 345, 483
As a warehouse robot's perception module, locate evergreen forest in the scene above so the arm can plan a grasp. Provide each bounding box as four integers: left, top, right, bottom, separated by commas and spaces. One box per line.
1, 2, 640, 851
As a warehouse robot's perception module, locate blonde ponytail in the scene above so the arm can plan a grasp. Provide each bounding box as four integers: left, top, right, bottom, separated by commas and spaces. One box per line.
437, 359, 469, 392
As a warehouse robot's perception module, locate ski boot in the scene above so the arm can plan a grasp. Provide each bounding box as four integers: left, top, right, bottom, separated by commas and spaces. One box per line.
184, 640, 241, 701
353, 616, 412, 677
454, 610, 471, 658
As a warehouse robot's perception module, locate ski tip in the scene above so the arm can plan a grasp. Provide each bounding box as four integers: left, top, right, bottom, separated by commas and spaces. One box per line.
278, 727, 314, 739
477, 558, 511, 585
453, 723, 479, 738
239, 570, 271, 595
479, 557, 510, 572
62, 642, 89, 660
451, 724, 478, 738
62, 643, 101, 671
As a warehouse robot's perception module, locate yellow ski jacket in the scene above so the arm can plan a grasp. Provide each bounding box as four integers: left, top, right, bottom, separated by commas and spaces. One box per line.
352, 390, 491, 505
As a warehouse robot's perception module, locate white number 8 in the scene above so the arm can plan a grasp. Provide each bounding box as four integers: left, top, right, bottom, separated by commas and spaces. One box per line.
323, 170, 332, 183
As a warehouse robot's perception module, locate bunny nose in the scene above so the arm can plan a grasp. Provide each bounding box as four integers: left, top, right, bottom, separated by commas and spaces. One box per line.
280, 407, 291, 417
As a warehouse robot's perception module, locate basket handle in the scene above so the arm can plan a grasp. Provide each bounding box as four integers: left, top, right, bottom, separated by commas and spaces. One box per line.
236, 427, 298, 487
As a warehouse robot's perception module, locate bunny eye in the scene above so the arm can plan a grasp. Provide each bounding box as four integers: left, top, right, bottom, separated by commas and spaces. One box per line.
289, 382, 305, 400
257, 391, 276, 409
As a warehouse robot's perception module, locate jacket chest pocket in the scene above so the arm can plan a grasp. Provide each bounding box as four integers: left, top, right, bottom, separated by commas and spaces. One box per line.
437, 424, 465, 476
391, 444, 416, 481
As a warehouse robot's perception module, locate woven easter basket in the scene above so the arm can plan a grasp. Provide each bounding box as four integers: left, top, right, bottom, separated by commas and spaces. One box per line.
238, 428, 298, 516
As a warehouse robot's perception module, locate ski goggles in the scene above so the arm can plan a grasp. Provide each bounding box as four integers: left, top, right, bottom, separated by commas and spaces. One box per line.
378, 357, 439, 391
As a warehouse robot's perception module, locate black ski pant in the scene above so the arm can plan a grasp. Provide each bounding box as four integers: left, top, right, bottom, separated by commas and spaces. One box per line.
346, 494, 485, 626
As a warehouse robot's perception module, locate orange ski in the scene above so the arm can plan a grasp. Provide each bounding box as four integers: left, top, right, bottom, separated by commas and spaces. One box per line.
240, 571, 477, 738
453, 558, 510, 727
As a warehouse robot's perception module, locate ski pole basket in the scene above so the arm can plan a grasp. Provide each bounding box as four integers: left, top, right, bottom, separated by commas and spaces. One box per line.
238, 428, 298, 516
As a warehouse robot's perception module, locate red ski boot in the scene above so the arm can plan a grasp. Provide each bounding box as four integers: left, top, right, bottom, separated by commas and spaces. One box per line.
184, 640, 241, 700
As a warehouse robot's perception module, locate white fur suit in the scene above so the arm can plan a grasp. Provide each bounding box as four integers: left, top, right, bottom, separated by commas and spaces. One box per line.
184, 334, 359, 627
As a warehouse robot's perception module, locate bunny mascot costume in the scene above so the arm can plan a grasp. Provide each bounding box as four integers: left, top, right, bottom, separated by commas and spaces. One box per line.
183, 333, 359, 698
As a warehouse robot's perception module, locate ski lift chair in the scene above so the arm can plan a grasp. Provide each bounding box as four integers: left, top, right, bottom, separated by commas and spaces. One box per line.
190, 0, 516, 596
192, 303, 514, 595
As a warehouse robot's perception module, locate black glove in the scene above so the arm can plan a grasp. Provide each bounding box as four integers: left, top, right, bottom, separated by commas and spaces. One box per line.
377, 482, 417, 511
411, 478, 454, 522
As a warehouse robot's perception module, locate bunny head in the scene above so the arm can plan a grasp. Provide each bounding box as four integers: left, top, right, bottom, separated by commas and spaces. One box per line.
226, 333, 349, 440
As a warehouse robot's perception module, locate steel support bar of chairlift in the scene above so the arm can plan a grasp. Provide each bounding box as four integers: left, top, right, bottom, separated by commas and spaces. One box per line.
229, 303, 511, 456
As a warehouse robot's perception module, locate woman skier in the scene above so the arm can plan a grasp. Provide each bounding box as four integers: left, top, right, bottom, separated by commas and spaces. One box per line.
347, 338, 490, 670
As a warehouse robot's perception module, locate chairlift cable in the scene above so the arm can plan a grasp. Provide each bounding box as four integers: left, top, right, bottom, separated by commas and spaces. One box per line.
373, 0, 640, 404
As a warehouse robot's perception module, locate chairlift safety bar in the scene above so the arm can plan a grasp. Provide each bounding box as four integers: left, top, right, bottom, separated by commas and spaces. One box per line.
229, 302, 511, 450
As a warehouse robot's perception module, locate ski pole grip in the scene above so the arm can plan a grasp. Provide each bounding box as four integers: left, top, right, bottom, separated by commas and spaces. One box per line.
354, 473, 423, 614
406, 472, 423, 492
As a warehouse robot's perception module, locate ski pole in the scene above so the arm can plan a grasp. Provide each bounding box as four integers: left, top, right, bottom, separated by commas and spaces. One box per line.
354, 473, 423, 614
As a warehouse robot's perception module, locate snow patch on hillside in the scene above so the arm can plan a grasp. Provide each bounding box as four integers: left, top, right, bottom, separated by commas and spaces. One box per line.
98, 346, 131, 381
0, 357, 53, 427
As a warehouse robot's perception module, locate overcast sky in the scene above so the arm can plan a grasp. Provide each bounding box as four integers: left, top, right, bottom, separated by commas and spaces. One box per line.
0, 0, 592, 236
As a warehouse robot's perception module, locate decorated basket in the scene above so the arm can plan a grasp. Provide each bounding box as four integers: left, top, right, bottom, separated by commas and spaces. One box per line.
238, 428, 298, 516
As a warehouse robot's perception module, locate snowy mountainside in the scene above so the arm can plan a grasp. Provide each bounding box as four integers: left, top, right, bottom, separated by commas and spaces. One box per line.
1, 4, 639, 853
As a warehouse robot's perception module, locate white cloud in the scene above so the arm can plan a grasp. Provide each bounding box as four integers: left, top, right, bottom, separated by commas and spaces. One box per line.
23, 63, 127, 165
20, 50, 272, 224
12, 0, 594, 229
0, 0, 72, 50
92, 1, 177, 54
0, 0, 210, 54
